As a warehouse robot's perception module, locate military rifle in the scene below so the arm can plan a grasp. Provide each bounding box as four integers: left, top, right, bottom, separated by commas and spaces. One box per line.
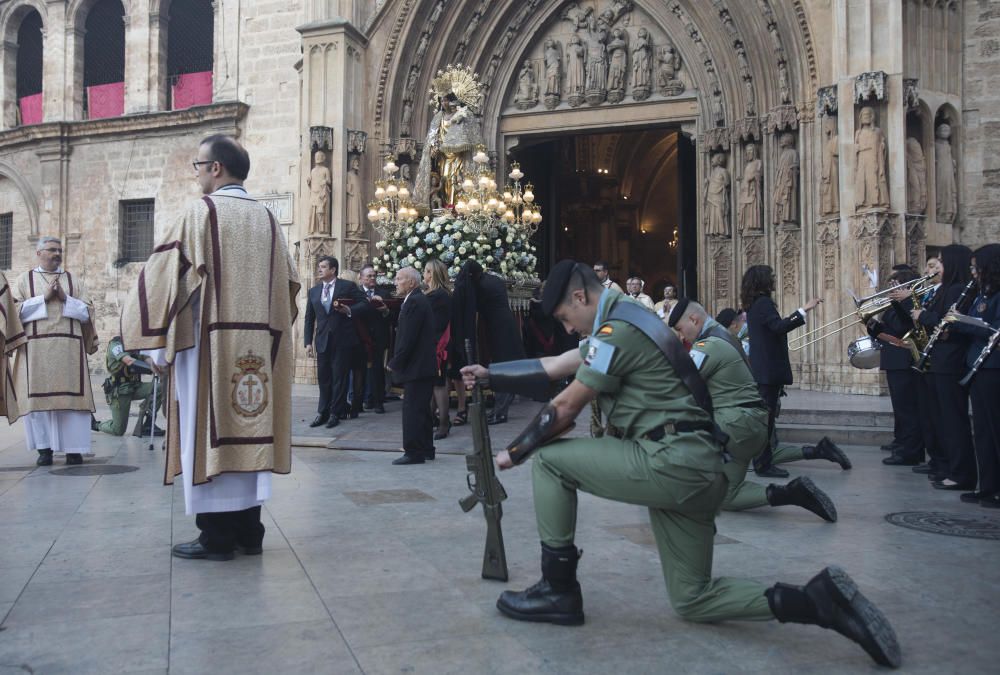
458, 339, 509, 582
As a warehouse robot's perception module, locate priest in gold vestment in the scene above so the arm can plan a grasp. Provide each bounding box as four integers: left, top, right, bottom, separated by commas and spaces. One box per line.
121, 135, 300, 561
0, 270, 25, 422
9, 237, 98, 466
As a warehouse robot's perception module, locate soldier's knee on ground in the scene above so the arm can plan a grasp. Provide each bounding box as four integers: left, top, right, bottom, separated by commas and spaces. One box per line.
666, 582, 715, 622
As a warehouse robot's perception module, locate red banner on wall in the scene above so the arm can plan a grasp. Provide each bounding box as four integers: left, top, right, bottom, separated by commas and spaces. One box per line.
87, 82, 125, 120
172, 71, 213, 111
18, 93, 42, 125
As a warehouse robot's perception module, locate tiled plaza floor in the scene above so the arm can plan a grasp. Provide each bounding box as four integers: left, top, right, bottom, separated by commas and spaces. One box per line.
0, 388, 996, 674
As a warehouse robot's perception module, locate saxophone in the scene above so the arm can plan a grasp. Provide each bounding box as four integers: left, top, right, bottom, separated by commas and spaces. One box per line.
900, 288, 930, 363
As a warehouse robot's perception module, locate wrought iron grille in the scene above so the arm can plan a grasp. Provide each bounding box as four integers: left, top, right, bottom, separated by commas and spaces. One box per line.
0, 213, 11, 270
119, 200, 154, 263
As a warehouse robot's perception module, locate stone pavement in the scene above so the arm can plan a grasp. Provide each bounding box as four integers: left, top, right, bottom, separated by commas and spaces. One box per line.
1, 388, 998, 674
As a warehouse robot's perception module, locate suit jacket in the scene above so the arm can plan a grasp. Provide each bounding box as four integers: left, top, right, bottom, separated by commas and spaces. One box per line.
388, 289, 437, 383
959, 292, 1000, 370
303, 278, 369, 354
746, 295, 805, 385
916, 282, 971, 374
476, 273, 525, 362
867, 298, 915, 370
361, 286, 391, 349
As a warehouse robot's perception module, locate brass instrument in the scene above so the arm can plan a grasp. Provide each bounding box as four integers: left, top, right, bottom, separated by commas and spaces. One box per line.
790, 274, 935, 352
899, 288, 930, 363
913, 279, 978, 373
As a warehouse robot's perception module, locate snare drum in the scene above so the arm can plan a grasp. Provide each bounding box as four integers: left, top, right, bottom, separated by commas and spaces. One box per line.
848, 335, 881, 369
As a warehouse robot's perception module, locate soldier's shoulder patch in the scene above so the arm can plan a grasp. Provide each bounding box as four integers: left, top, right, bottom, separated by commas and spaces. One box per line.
689, 349, 708, 370
584, 336, 616, 374
598, 324, 614, 336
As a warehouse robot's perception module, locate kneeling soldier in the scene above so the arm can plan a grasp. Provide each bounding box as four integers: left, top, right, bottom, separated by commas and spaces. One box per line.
669, 299, 838, 520
93, 335, 164, 436
462, 260, 900, 669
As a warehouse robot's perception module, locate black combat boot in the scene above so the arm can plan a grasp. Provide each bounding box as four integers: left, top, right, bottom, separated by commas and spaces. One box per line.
36, 449, 53, 466
496, 543, 584, 625
802, 437, 852, 470
766, 477, 838, 522
766, 567, 901, 668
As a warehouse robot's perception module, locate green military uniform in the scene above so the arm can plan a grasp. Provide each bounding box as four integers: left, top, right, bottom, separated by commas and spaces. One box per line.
531, 292, 773, 622
98, 336, 162, 436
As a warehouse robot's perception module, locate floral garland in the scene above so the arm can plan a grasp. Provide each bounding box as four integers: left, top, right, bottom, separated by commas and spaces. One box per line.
374, 213, 539, 282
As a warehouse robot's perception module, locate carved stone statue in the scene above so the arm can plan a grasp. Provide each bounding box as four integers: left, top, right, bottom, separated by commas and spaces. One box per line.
400, 99, 413, 137
631, 27, 652, 101
515, 60, 538, 110
606, 28, 628, 103
820, 117, 840, 216
905, 137, 927, 215
584, 12, 610, 105
415, 32, 430, 59
704, 152, 731, 237
429, 172, 444, 211
567, 34, 586, 107
935, 123, 957, 223
346, 155, 364, 238
400, 162, 412, 185
657, 41, 683, 96
543, 38, 562, 109
778, 62, 791, 104
307, 150, 332, 235
738, 143, 763, 232
853, 106, 889, 211
772, 132, 800, 226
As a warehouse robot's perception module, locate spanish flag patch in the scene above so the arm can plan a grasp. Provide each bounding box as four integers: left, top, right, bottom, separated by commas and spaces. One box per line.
598, 325, 614, 336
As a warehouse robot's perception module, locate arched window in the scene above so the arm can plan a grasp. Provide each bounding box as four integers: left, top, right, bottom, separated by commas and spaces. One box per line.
83, 0, 125, 119
15, 10, 43, 125
167, 0, 214, 110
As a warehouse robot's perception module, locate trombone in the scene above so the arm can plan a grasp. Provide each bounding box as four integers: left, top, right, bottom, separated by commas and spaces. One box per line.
789, 274, 936, 352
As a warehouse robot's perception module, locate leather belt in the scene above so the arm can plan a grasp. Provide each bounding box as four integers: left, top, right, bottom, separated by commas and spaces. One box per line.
736, 400, 768, 410
608, 421, 715, 442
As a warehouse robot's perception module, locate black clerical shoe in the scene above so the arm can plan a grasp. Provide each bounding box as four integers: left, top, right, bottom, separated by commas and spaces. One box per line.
65, 453, 83, 465
309, 414, 329, 428
960, 491, 988, 504
882, 454, 921, 466
325, 416, 340, 428
932, 479, 975, 491
911, 463, 932, 474
392, 453, 425, 465
755, 464, 790, 478
151, 424, 166, 437
237, 542, 264, 556
36, 449, 53, 466
171, 539, 234, 561
91, 415, 100, 432
425, 449, 436, 461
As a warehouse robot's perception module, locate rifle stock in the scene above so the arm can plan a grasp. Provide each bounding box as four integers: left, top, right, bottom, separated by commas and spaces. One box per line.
459, 339, 509, 582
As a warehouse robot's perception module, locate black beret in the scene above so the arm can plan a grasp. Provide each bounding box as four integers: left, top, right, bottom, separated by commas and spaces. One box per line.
715, 308, 738, 329
667, 297, 690, 328
541, 259, 580, 315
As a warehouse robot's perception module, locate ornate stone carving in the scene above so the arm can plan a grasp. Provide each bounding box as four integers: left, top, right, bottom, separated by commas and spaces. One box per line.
346, 240, 368, 273
584, 14, 610, 104
744, 233, 765, 267
731, 118, 761, 143
820, 116, 840, 217
778, 229, 800, 294
304, 236, 334, 266
853, 106, 890, 212
414, 31, 430, 60
631, 28, 652, 101
854, 71, 887, 103
394, 137, 419, 159
935, 123, 957, 224
766, 105, 799, 133
399, 99, 414, 137
701, 127, 730, 153
309, 126, 333, 151
903, 78, 920, 112
817, 219, 839, 289
850, 212, 898, 296
772, 133, 800, 227
307, 150, 332, 236
738, 143, 763, 233
345, 155, 364, 239
905, 137, 927, 215
515, 60, 539, 110
656, 39, 684, 96
778, 61, 792, 104
567, 34, 586, 107
543, 38, 562, 109
905, 216, 926, 269
606, 28, 628, 103
704, 152, 731, 238
712, 240, 732, 306
817, 86, 837, 116
346, 130, 367, 155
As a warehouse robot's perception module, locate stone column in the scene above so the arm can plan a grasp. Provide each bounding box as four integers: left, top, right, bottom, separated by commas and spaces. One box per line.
123, 11, 152, 113
212, 0, 237, 101
1, 40, 17, 129
44, 1, 70, 121
148, 12, 170, 112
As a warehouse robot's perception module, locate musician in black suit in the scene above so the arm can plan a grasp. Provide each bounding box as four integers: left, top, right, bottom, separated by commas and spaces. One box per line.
865, 266, 924, 466
360, 264, 390, 414
387, 266, 438, 465
741, 265, 849, 477
913, 244, 975, 490
303, 256, 369, 429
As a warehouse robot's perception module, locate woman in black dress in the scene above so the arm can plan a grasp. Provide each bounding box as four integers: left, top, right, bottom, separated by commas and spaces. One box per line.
423, 259, 465, 439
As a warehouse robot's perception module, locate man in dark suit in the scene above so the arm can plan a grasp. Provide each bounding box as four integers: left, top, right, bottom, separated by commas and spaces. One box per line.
866, 266, 924, 465
360, 264, 390, 414
303, 256, 369, 428
741, 265, 849, 477
387, 266, 437, 465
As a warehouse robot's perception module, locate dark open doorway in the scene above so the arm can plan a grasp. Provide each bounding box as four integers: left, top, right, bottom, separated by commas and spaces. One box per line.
510, 127, 697, 301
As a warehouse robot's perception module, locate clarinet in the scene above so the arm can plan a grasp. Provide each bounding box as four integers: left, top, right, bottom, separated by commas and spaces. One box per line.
913, 279, 977, 373
960, 327, 1000, 387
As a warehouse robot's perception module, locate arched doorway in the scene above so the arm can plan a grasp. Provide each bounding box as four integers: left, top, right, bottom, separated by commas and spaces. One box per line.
510, 125, 697, 299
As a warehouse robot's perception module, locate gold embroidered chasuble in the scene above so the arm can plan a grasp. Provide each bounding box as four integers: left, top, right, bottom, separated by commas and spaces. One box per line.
0, 272, 26, 419
8, 269, 98, 421
121, 194, 300, 486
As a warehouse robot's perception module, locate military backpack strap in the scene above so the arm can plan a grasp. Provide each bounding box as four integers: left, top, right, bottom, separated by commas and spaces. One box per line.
606, 302, 730, 453
703, 323, 751, 366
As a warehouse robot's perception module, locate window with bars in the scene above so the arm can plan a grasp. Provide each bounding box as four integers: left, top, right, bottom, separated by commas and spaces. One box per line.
119, 200, 154, 263
0, 213, 11, 269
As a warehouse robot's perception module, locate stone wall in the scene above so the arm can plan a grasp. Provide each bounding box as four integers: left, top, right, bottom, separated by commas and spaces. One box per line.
962, 0, 1000, 247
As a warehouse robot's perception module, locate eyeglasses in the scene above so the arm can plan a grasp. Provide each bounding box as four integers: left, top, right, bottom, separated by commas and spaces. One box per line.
192, 160, 216, 171
41, 248, 62, 254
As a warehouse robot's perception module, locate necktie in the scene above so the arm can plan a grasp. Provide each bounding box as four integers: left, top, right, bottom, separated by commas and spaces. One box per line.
367, 288, 374, 300
322, 282, 332, 304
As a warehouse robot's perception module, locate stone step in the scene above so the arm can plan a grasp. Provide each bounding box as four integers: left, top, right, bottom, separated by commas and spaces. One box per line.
779, 407, 894, 429
776, 422, 894, 447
